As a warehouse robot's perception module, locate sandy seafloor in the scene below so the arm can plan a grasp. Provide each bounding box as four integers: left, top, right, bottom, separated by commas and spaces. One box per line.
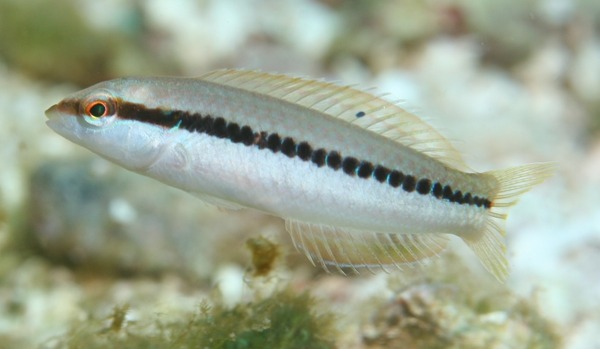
0, 1, 599, 348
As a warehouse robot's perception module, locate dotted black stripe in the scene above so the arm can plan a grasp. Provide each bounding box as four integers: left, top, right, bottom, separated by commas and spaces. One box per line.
326, 151, 342, 170
463, 192, 473, 205
387, 170, 404, 188
296, 142, 312, 161
213, 117, 227, 138
311, 149, 327, 167
356, 161, 374, 179
432, 182, 443, 198
373, 166, 391, 182
442, 185, 454, 200
118, 101, 492, 209
267, 133, 281, 152
416, 178, 432, 195
342, 157, 359, 175
240, 126, 254, 146
255, 131, 268, 149
402, 175, 416, 192
281, 137, 296, 158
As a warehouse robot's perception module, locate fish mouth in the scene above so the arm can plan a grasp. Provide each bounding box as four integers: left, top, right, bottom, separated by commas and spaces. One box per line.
45, 104, 59, 119
45, 99, 78, 120
44, 103, 69, 134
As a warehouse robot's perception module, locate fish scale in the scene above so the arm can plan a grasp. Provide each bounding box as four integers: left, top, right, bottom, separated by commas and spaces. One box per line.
45, 69, 553, 281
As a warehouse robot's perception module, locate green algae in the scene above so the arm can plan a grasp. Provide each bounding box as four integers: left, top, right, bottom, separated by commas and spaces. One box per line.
49, 290, 335, 349
246, 236, 281, 277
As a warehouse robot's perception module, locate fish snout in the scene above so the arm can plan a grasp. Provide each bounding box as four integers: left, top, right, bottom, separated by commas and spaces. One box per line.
45, 104, 59, 119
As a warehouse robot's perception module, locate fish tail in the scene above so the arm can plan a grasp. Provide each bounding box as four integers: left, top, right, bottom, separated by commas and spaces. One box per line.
464, 162, 555, 282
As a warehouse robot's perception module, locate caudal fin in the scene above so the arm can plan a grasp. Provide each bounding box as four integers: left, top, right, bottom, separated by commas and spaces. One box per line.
465, 163, 555, 282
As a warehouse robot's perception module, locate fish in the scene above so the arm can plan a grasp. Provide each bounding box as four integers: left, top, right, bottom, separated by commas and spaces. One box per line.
45, 69, 553, 282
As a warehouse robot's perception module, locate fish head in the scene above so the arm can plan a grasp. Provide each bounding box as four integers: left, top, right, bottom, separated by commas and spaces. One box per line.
45, 80, 165, 172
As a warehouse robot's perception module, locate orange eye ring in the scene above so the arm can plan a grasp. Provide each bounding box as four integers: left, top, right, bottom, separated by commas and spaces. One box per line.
85, 101, 109, 119
79, 93, 117, 127
83, 98, 115, 120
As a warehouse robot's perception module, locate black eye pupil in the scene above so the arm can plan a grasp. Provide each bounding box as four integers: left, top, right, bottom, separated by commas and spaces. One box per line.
89, 103, 106, 117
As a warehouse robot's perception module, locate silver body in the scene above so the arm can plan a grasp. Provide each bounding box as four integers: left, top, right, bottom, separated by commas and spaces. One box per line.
47, 76, 485, 237
45, 70, 553, 280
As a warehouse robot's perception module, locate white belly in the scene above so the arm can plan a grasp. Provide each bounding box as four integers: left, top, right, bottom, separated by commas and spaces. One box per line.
143, 131, 486, 238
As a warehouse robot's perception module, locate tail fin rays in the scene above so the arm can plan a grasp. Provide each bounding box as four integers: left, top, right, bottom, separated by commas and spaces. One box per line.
464, 162, 554, 282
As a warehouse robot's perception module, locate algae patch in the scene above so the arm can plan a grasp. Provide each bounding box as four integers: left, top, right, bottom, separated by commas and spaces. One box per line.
246, 236, 281, 277
47, 290, 336, 349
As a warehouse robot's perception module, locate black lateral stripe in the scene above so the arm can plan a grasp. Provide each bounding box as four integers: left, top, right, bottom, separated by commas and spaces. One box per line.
311, 148, 327, 167
118, 100, 180, 127
296, 142, 313, 161
255, 131, 269, 149
373, 166, 390, 182
342, 157, 359, 175
280, 137, 296, 158
356, 161, 374, 179
432, 182, 443, 198
267, 133, 282, 152
227, 123, 241, 142
388, 170, 404, 188
326, 151, 342, 170
402, 175, 416, 192
416, 178, 432, 195
240, 126, 254, 146
116, 100, 492, 208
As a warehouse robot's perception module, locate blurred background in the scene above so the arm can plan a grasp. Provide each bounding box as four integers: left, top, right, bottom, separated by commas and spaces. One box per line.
0, 0, 598, 348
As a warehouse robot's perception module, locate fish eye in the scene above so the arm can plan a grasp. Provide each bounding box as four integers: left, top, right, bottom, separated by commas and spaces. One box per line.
87, 101, 108, 118
80, 93, 117, 126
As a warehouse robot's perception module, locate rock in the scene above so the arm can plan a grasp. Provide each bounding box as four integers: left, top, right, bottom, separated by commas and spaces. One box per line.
25, 158, 278, 278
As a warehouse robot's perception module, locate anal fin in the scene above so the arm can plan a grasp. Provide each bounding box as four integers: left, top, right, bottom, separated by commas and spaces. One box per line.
285, 220, 449, 275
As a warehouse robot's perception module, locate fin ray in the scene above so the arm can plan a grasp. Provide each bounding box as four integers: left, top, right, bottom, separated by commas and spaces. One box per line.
464, 162, 554, 282
285, 220, 449, 273
199, 69, 468, 170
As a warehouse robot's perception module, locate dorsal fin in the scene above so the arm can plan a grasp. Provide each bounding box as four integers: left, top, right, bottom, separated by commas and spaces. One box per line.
285, 219, 449, 275
199, 69, 468, 170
